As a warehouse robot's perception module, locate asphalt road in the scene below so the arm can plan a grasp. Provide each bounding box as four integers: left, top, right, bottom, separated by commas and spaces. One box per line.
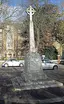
1, 64, 64, 83
0, 65, 64, 104
44, 64, 64, 84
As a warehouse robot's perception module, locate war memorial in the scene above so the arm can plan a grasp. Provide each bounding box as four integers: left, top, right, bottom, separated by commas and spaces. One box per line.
0, 6, 63, 104
11, 6, 63, 90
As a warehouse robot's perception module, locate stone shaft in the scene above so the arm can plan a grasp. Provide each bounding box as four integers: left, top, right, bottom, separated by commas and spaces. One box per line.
29, 21, 35, 52
27, 6, 36, 52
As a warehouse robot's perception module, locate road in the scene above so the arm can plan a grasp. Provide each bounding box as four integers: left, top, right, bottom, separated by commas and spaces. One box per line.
0, 65, 64, 104
44, 64, 64, 84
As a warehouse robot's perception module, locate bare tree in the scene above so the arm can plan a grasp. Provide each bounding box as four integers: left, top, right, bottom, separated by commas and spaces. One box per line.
21, 1, 59, 55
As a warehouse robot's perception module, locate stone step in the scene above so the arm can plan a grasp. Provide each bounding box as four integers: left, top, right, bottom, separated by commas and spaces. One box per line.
12, 79, 63, 91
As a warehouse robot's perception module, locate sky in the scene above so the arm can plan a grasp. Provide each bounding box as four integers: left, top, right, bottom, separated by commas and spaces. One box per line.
7, 0, 64, 12
8, 0, 64, 13
8, 0, 64, 6
8, 0, 26, 6
50, 0, 61, 4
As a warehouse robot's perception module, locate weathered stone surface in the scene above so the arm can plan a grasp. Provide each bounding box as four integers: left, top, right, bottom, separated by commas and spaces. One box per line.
24, 52, 47, 82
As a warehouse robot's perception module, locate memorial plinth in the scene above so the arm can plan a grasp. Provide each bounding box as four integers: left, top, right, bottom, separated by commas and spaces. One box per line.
24, 52, 47, 82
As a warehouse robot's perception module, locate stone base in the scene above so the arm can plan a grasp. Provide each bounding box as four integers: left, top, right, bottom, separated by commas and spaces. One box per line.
13, 80, 63, 91
24, 52, 47, 82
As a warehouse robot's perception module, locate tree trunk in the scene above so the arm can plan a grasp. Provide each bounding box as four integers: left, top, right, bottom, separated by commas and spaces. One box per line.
36, 28, 40, 52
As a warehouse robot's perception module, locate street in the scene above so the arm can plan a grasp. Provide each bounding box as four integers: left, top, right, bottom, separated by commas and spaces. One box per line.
44, 64, 64, 84
1, 64, 64, 84
0, 65, 64, 104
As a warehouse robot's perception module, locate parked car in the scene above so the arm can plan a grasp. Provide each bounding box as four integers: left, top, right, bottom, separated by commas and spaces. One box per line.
60, 59, 64, 65
2, 59, 24, 67
42, 60, 58, 70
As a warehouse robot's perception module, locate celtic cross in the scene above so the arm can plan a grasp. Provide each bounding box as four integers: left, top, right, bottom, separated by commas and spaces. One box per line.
26, 6, 35, 21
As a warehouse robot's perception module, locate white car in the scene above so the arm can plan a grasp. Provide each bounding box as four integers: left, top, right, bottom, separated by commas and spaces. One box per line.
42, 60, 58, 70
2, 59, 24, 67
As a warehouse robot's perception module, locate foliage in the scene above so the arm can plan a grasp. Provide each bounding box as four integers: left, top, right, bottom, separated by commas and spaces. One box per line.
43, 46, 58, 59
53, 20, 64, 44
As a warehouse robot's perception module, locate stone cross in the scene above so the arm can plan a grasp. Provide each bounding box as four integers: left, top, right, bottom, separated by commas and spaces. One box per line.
27, 6, 35, 21
26, 6, 36, 52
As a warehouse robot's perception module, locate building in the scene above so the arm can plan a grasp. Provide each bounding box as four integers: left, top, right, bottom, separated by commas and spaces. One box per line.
0, 24, 23, 59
